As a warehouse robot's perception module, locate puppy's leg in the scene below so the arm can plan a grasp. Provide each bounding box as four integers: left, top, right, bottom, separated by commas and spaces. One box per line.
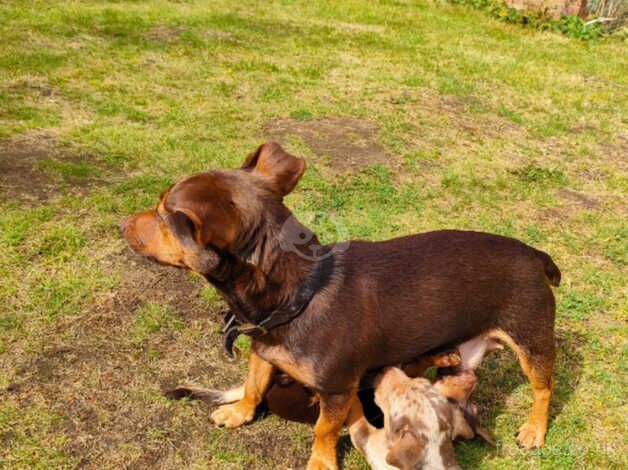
210, 352, 275, 428
346, 395, 372, 454
490, 329, 555, 448
307, 388, 355, 470
403, 349, 461, 378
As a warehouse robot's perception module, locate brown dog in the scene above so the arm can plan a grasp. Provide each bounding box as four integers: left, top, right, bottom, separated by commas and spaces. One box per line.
121, 142, 560, 469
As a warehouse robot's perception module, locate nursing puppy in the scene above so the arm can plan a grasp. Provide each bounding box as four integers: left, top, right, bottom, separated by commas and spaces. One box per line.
348, 335, 501, 470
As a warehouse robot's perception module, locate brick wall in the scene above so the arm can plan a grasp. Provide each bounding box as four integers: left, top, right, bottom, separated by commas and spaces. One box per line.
506, 0, 587, 18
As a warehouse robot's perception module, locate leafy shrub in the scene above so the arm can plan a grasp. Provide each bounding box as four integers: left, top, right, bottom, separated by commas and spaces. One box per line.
447, 0, 604, 39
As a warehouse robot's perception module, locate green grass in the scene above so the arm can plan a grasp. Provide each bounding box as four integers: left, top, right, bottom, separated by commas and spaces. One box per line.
0, 0, 626, 468
132, 302, 184, 346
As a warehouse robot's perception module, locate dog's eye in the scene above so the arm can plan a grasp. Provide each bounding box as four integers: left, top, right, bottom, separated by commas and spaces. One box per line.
165, 211, 196, 239
180, 214, 196, 233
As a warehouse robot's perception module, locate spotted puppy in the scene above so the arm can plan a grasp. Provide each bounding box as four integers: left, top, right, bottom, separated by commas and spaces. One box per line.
348, 335, 501, 470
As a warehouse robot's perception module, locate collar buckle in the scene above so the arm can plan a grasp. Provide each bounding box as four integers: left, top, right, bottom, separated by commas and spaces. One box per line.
237, 323, 269, 337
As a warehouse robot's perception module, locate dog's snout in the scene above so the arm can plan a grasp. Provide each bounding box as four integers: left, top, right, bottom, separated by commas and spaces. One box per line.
120, 216, 144, 250
119, 216, 132, 235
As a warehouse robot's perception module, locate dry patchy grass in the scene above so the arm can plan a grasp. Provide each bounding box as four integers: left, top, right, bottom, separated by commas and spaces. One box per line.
0, 0, 626, 469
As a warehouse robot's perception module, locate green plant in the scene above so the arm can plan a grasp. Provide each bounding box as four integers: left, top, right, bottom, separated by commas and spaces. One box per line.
448, 0, 604, 39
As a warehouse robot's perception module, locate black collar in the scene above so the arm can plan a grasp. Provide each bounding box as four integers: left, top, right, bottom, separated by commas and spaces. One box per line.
222, 250, 335, 358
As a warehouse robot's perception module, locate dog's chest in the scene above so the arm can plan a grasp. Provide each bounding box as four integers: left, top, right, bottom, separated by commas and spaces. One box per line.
254, 343, 317, 388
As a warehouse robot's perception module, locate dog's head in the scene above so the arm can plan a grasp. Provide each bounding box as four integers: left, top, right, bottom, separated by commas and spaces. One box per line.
373, 368, 436, 469
120, 142, 306, 274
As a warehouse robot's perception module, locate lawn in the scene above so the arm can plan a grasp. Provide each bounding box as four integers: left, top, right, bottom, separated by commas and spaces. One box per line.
0, 0, 626, 468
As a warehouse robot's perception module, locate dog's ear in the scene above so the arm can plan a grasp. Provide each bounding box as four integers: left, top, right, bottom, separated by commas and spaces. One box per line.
451, 406, 475, 441
164, 180, 240, 249
457, 403, 496, 446
374, 367, 408, 410
242, 142, 306, 196
386, 430, 426, 470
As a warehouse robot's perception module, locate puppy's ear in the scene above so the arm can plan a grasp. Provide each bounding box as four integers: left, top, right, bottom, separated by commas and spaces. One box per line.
242, 142, 306, 196
458, 403, 496, 446
376, 367, 408, 390
451, 406, 475, 440
374, 367, 408, 409
386, 431, 426, 470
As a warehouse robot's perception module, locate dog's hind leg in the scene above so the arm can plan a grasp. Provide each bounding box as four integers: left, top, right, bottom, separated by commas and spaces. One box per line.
165, 384, 244, 405
490, 325, 555, 449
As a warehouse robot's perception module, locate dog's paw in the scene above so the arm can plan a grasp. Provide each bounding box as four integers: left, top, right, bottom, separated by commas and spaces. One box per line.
516, 420, 546, 449
431, 349, 462, 368
306, 454, 338, 470
210, 401, 255, 428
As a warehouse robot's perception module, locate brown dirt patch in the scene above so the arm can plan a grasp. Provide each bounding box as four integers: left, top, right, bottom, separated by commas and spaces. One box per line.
104, 249, 212, 321
0, 132, 106, 203
537, 207, 567, 222
7, 78, 57, 97
144, 24, 185, 42
558, 189, 601, 210
1, 250, 318, 469
600, 131, 628, 170
264, 117, 396, 172
536, 188, 602, 222
413, 93, 522, 140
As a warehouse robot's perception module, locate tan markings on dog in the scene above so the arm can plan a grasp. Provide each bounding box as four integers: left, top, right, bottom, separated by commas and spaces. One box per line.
254, 343, 317, 389
210, 353, 275, 428
308, 389, 356, 470
402, 349, 462, 378
488, 328, 553, 448
433, 371, 477, 403
122, 210, 188, 267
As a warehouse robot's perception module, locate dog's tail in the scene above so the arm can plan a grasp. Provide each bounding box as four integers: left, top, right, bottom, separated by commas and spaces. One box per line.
164, 384, 244, 405
535, 250, 561, 287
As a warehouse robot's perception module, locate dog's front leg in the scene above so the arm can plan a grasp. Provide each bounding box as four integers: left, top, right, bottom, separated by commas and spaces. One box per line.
307, 388, 356, 470
210, 352, 275, 428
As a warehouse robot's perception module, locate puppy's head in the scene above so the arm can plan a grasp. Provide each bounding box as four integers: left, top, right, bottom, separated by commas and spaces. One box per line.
374, 368, 431, 469
120, 142, 306, 274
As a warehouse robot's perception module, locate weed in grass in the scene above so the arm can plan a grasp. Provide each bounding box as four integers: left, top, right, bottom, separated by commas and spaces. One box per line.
511, 165, 568, 187
0, 403, 72, 469
37, 160, 100, 180
132, 302, 184, 346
